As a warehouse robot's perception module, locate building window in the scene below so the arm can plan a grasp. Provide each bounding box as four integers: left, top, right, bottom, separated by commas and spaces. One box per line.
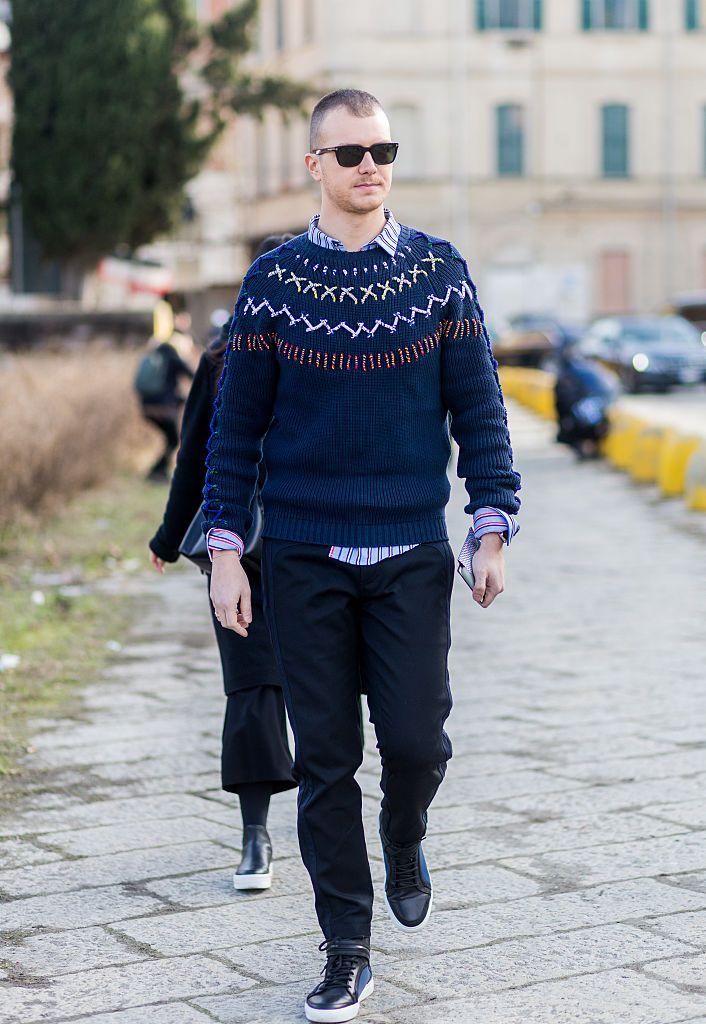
582, 0, 649, 30
686, 0, 706, 29
274, 0, 285, 50
601, 104, 630, 178
477, 0, 542, 29
496, 104, 525, 176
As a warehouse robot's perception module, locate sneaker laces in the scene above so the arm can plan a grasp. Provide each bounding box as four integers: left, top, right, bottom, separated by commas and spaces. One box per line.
316, 939, 369, 994
388, 847, 421, 890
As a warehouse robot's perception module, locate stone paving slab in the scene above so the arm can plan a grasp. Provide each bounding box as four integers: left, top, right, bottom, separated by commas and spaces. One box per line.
0, 841, 241, 898
3, 925, 145, 977
112, 894, 319, 955
0, 793, 232, 839
373, 924, 693, 999
0, 839, 64, 871
2, 404, 706, 1023
1, 955, 252, 1023
68, 1006, 213, 1024
644, 909, 706, 948
369, 969, 706, 1024
0, 884, 168, 933
40, 814, 241, 858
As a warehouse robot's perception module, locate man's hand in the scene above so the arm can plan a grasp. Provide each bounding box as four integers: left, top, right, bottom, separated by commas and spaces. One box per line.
149, 551, 166, 574
210, 550, 252, 636
471, 533, 505, 608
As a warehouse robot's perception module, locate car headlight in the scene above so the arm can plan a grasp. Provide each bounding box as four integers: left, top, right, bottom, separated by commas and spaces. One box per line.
632, 353, 650, 372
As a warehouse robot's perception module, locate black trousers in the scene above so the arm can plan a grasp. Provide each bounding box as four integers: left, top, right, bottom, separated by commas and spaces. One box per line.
261, 539, 454, 940
208, 557, 296, 796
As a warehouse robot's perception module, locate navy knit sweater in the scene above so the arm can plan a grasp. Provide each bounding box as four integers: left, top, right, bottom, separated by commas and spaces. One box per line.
203, 226, 521, 548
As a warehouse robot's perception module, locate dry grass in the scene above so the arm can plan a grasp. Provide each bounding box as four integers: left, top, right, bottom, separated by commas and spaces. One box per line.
0, 347, 159, 526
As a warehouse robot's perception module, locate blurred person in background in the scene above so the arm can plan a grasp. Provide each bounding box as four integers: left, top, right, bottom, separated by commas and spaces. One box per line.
148, 235, 296, 891
554, 339, 620, 459
204, 89, 521, 1023
134, 313, 197, 482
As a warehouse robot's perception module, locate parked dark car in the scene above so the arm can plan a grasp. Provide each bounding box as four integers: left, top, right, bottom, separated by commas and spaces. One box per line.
578, 316, 706, 393
492, 314, 583, 368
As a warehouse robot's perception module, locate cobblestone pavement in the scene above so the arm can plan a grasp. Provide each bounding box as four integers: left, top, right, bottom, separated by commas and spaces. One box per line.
2, 403, 706, 1024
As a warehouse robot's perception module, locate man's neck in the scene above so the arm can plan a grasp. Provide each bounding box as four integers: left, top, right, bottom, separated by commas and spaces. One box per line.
316, 204, 387, 252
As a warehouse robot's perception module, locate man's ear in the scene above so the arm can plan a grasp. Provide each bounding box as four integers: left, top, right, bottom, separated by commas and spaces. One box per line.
305, 153, 322, 182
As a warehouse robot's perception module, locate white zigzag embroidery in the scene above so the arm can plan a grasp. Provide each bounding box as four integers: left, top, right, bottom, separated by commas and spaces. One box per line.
243, 281, 466, 336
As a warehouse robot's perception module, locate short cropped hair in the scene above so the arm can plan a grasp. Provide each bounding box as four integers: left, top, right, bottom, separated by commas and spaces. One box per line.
309, 89, 383, 150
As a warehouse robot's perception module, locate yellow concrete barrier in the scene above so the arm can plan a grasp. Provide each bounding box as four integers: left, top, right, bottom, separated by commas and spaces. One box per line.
657, 430, 702, 498
629, 424, 667, 483
685, 444, 706, 512
498, 365, 706, 513
610, 415, 647, 472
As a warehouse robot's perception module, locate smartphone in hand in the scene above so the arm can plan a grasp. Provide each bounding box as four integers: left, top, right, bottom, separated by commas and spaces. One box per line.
456, 533, 479, 591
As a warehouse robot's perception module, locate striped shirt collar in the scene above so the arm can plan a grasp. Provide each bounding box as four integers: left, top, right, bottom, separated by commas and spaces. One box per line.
308, 209, 400, 257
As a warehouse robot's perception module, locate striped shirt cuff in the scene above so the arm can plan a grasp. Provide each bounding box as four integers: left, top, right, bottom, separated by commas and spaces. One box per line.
458, 508, 520, 571
472, 507, 519, 546
206, 528, 244, 560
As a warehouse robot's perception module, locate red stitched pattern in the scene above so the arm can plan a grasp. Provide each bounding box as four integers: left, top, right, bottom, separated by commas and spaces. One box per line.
231, 331, 277, 351
231, 320, 481, 367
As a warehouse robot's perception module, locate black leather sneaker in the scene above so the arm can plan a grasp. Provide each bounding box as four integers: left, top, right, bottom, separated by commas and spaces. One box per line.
232, 825, 273, 891
305, 938, 373, 1023
380, 822, 433, 932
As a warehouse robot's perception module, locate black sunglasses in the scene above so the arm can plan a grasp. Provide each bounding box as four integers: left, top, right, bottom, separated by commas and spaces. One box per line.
313, 142, 399, 168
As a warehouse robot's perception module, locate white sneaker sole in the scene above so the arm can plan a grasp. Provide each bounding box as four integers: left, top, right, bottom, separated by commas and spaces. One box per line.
304, 977, 374, 1022
232, 865, 273, 891
384, 890, 433, 933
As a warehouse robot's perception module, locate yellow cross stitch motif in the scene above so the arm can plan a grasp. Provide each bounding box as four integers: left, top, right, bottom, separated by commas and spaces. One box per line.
267, 263, 286, 282
303, 280, 322, 298
286, 272, 307, 292
392, 272, 412, 291
360, 283, 378, 303
409, 264, 429, 283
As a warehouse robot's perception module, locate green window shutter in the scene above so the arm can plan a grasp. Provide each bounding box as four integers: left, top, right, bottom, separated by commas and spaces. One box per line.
497, 104, 525, 176
582, 0, 593, 30
686, 0, 699, 30
638, 0, 649, 29
533, 0, 543, 29
477, 0, 487, 29
602, 104, 629, 178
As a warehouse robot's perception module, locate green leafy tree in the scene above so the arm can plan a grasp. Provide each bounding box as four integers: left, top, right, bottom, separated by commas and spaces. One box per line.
9, 0, 311, 275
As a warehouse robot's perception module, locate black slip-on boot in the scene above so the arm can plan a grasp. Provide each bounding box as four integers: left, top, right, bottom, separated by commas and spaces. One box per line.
305, 938, 373, 1023
233, 825, 273, 891
380, 821, 432, 932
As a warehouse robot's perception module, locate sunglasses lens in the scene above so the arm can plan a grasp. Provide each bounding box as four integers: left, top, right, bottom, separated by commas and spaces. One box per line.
336, 146, 366, 167
370, 143, 398, 165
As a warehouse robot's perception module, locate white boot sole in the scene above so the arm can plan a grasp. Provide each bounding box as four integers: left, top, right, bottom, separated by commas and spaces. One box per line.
232, 865, 273, 891
304, 977, 374, 1023
384, 890, 433, 933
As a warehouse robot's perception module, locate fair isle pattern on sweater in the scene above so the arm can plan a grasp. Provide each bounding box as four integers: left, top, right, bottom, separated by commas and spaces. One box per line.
203, 225, 520, 550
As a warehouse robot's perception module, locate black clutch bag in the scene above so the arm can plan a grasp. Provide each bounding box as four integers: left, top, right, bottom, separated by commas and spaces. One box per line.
178, 497, 263, 573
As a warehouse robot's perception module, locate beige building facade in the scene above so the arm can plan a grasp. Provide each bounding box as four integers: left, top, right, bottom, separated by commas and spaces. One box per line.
229, 0, 706, 325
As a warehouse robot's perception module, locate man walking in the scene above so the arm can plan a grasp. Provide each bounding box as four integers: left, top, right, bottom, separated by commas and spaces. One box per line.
205, 89, 520, 1022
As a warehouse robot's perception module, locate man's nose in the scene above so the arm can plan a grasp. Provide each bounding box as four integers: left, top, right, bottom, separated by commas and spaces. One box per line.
358, 151, 376, 173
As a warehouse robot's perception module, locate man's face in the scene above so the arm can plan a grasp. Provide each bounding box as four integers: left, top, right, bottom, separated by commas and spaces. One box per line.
306, 106, 394, 216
